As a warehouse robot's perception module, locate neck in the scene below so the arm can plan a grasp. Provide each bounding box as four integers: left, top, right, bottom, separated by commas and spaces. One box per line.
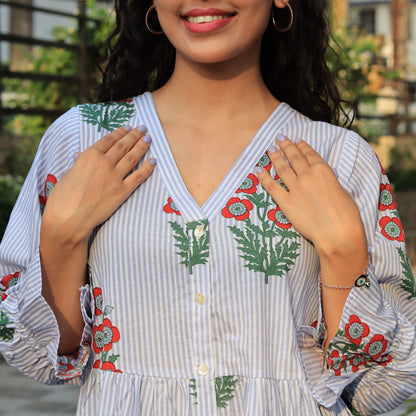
153, 52, 279, 124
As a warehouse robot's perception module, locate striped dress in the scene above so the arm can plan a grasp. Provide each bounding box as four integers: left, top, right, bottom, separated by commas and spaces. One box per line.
1, 92, 416, 415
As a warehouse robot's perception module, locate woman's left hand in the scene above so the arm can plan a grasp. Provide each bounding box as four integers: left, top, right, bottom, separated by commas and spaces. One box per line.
255, 135, 366, 260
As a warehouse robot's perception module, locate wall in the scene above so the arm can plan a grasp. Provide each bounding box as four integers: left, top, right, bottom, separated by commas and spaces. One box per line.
396, 191, 416, 271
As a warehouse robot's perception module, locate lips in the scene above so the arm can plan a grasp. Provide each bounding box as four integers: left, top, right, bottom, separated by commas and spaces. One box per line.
181, 8, 237, 33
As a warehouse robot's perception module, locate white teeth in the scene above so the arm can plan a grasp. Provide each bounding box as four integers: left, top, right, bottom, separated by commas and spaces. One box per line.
186, 14, 232, 24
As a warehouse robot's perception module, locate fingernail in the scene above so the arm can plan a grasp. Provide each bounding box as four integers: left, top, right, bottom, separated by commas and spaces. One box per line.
267, 144, 277, 154
294, 138, 302, 144
276, 134, 286, 142
73, 151, 80, 162
150, 158, 157, 166
137, 125, 147, 133
123, 125, 132, 132
254, 166, 263, 174
142, 134, 152, 144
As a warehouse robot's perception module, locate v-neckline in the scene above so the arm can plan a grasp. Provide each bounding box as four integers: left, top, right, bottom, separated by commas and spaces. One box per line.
135, 92, 296, 222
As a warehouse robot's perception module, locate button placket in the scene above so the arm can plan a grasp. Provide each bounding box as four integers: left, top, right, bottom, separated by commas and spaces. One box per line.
187, 220, 217, 411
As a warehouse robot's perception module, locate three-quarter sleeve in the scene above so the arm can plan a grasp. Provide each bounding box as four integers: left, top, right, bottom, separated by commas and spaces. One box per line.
298, 131, 416, 415
0, 107, 94, 385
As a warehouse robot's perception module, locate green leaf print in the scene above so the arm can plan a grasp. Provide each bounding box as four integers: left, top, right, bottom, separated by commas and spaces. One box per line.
398, 246, 416, 299
0, 310, 14, 342
189, 378, 198, 406
227, 188, 300, 285
79, 101, 135, 132
215, 376, 238, 409
169, 220, 209, 274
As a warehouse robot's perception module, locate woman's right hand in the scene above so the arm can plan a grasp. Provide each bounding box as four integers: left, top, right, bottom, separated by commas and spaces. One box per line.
42, 125, 155, 245
39, 125, 155, 355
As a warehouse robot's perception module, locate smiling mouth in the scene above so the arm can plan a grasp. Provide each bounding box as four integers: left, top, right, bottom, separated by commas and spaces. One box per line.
184, 14, 236, 24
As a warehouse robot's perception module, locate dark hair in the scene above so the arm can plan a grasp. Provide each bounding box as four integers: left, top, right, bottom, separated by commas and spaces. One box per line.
98, 0, 350, 125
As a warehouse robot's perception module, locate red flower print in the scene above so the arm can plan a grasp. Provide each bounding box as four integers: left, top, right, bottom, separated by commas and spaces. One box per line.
163, 197, 181, 216
379, 216, 404, 241
101, 361, 122, 373
327, 350, 347, 376
115, 98, 133, 103
39, 174, 57, 208
92, 359, 122, 373
93, 318, 120, 354
379, 183, 396, 211
345, 315, 370, 345
364, 334, 388, 360
93, 287, 103, 316
58, 362, 74, 372
256, 153, 272, 171
375, 354, 393, 366
1, 271, 20, 301
222, 197, 253, 221
236, 174, 259, 194
274, 174, 289, 191
267, 207, 291, 229
349, 354, 367, 372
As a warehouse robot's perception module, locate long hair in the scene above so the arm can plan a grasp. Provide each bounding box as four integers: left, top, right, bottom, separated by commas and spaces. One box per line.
98, 0, 349, 125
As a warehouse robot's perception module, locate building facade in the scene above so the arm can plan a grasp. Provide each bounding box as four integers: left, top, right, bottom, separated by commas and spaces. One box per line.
348, 0, 416, 72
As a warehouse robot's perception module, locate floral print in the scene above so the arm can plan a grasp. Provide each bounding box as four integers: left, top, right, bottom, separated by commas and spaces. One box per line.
93, 287, 103, 316
91, 286, 122, 373
345, 315, 370, 345
349, 355, 367, 372
327, 350, 347, 376
267, 207, 292, 229
39, 174, 57, 213
163, 197, 181, 216
223, 175, 299, 285
379, 216, 404, 242
79, 100, 135, 132
255, 153, 272, 171
0, 271, 20, 301
56, 350, 89, 380
93, 318, 120, 354
379, 183, 396, 211
327, 314, 393, 376
222, 197, 253, 221
364, 334, 388, 360
236, 174, 259, 194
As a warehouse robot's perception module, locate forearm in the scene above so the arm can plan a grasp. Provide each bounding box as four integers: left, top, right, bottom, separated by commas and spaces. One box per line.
40, 217, 89, 356
318, 235, 368, 351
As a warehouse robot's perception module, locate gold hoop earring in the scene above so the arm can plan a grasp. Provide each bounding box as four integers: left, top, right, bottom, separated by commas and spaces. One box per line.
145, 5, 164, 35
271, 3, 294, 32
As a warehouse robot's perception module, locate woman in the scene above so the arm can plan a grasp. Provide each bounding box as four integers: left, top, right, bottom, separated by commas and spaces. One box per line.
1, 0, 415, 414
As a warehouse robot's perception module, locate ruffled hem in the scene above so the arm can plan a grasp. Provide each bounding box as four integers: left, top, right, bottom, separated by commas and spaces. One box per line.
77, 369, 356, 415
0, 258, 93, 383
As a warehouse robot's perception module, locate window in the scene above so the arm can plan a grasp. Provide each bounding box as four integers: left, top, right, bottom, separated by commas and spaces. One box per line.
359, 9, 376, 34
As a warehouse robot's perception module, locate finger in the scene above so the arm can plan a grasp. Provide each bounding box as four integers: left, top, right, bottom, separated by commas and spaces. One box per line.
267, 144, 296, 187
275, 134, 310, 175
93, 125, 135, 153
123, 158, 157, 193
106, 126, 148, 163
294, 138, 326, 165
255, 166, 288, 204
116, 133, 152, 177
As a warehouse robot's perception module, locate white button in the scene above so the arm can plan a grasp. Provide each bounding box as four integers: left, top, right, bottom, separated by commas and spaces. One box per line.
195, 293, 206, 305
194, 225, 205, 239
198, 364, 209, 376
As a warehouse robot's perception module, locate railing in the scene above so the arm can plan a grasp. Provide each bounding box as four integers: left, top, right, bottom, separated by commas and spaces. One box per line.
0, 0, 101, 126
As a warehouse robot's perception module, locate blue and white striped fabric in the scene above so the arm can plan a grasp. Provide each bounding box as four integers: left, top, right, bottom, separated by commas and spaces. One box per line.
1, 92, 416, 415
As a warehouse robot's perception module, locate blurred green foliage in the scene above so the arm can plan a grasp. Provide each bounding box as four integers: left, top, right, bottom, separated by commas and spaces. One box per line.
0, 0, 114, 238
0, 175, 24, 239
2, 0, 114, 176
